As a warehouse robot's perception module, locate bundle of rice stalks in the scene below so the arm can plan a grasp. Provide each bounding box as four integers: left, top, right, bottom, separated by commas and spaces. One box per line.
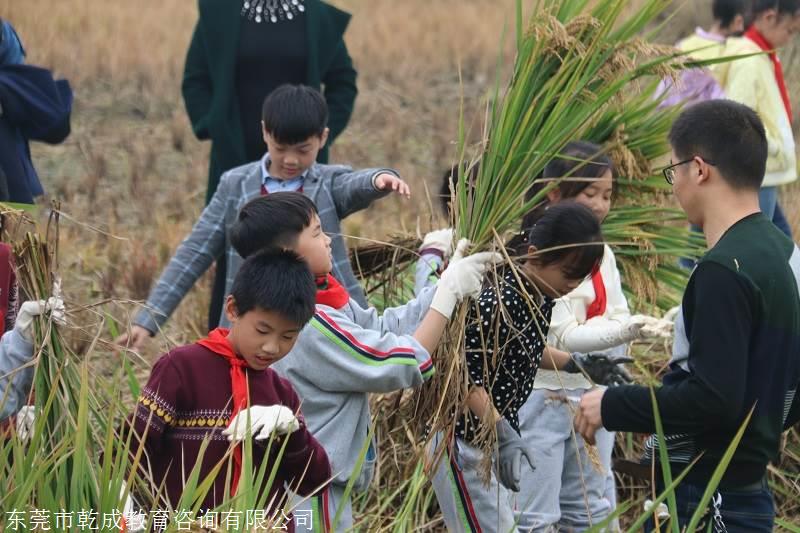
407, 0, 697, 469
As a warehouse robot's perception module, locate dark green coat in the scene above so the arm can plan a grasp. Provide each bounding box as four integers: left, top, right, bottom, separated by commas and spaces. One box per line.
182, 0, 358, 203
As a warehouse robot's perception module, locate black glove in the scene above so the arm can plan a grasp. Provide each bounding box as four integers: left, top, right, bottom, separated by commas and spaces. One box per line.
494, 418, 536, 492
562, 353, 634, 386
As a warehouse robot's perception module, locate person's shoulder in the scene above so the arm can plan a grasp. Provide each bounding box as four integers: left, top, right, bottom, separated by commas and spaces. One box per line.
317, 1, 352, 29
310, 162, 356, 181
160, 343, 220, 369
699, 215, 788, 281
601, 244, 617, 262
197, 0, 233, 18
723, 36, 762, 57
677, 33, 722, 56
220, 160, 261, 186
211, 161, 261, 202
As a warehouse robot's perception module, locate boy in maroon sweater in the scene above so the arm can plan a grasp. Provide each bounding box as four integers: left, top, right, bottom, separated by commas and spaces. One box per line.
130, 249, 330, 527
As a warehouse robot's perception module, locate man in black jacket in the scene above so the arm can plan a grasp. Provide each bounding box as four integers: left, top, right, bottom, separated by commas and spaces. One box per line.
576, 100, 800, 532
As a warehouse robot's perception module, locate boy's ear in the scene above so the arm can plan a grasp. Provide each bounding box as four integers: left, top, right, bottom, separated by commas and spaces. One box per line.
318, 127, 330, 149
262, 121, 270, 145
224, 295, 240, 324
526, 245, 539, 259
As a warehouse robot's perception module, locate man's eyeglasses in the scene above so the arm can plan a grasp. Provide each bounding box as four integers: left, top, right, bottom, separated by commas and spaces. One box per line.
662, 157, 716, 185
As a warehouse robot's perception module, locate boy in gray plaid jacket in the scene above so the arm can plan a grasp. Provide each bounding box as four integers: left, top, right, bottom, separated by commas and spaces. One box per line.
117, 85, 409, 349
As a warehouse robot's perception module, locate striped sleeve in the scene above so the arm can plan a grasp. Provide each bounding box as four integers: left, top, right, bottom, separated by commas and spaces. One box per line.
299, 308, 433, 393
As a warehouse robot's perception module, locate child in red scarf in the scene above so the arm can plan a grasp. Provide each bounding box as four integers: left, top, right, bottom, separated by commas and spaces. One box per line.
229, 192, 500, 532
130, 250, 330, 530
722, 0, 800, 229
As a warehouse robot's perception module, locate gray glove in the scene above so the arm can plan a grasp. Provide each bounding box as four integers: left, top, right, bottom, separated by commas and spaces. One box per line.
494, 418, 536, 492
563, 353, 634, 387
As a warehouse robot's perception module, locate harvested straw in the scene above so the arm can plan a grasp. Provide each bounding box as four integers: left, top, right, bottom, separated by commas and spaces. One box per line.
350, 0, 701, 480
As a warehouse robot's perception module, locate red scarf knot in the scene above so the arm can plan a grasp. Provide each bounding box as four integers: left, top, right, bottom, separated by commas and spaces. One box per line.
315, 274, 350, 309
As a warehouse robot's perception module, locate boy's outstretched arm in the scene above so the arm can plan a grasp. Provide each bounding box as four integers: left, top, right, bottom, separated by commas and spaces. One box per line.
0, 298, 64, 420
296, 244, 501, 394
119, 175, 231, 347
581, 262, 752, 442
0, 329, 35, 420
329, 167, 408, 219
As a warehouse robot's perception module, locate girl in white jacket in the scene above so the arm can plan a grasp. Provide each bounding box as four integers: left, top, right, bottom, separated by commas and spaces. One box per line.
514, 141, 661, 532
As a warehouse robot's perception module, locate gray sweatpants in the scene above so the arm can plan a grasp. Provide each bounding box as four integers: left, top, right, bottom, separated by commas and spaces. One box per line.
514, 388, 617, 532
291, 483, 353, 532
429, 432, 521, 533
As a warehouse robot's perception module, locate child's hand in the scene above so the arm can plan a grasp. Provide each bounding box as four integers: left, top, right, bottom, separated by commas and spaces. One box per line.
420, 228, 455, 258
374, 173, 411, 198
15, 297, 66, 342
223, 405, 300, 442
114, 325, 152, 352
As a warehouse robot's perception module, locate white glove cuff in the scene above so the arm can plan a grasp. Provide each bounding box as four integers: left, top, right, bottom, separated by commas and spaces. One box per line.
430, 287, 457, 320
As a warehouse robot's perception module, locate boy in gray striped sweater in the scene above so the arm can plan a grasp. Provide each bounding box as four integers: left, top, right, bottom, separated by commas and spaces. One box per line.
116, 85, 410, 351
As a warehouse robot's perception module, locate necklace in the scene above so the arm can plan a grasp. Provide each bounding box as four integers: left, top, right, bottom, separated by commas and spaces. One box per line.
241, 0, 305, 24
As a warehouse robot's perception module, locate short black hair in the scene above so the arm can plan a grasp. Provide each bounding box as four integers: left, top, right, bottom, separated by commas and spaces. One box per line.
261, 84, 328, 145
668, 99, 767, 191
751, 0, 800, 17
713, 0, 747, 27
230, 249, 316, 326
230, 192, 319, 259
522, 140, 614, 229
525, 202, 604, 280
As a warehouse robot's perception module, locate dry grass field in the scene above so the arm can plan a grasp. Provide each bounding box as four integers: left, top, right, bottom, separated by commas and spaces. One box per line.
3, 0, 800, 528
4, 0, 799, 346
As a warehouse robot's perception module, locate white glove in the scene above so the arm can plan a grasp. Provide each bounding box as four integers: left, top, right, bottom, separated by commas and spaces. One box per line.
119, 486, 146, 532
561, 314, 659, 353
420, 228, 455, 259
15, 405, 35, 442
222, 405, 300, 442
663, 305, 681, 323
644, 499, 670, 519
430, 239, 503, 319
625, 314, 661, 340
15, 297, 66, 342
640, 318, 675, 339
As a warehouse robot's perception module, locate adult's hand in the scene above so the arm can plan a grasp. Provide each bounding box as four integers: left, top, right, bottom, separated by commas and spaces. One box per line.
574, 387, 606, 445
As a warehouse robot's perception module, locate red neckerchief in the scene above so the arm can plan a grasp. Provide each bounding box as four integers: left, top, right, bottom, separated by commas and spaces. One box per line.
585, 264, 607, 320
197, 327, 249, 496
745, 26, 793, 122
315, 275, 350, 309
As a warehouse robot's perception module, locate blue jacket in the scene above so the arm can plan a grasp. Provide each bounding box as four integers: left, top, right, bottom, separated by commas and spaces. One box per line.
0, 64, 72, 203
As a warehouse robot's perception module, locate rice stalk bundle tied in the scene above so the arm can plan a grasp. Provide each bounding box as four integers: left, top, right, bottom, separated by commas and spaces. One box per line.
1, 204, 125, 514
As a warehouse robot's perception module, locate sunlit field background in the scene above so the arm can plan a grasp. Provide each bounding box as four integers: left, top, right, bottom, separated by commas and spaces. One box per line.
4, 0, 800, 529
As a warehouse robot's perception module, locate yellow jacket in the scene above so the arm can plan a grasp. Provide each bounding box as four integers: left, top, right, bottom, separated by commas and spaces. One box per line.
719, 37, 796, 187
677, 31, 727, 63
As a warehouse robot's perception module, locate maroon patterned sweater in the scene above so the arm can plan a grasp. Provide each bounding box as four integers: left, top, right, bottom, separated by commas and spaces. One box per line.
131, 342, 330, 527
